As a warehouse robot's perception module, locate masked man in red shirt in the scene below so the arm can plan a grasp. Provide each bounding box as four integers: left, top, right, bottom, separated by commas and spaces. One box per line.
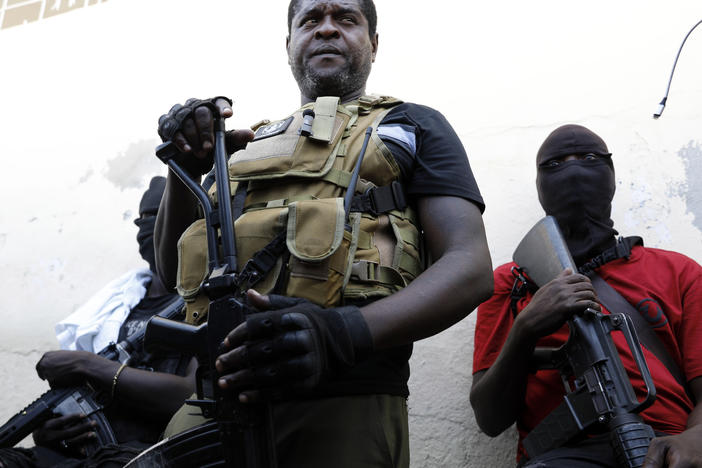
471, 124, 702, 468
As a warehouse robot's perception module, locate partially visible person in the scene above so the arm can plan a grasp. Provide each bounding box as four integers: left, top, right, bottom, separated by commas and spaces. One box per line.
470, 124, 702, 468
152, 0, 494, 466
0, 176, 196, 468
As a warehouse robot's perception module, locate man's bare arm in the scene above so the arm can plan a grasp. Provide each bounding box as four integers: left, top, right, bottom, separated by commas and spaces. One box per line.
470, 271, 599, 436
154, 173, 202, 289
361, 195, 493, 348
643, 377, 702, 467
36, 351, 197, 417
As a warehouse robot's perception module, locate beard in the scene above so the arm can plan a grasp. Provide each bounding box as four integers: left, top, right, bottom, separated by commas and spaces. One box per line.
290, 46, 373, 100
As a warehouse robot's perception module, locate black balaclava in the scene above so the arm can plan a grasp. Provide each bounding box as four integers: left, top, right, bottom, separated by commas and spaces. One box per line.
134, 176, 166, 273
536, 124, 618, 265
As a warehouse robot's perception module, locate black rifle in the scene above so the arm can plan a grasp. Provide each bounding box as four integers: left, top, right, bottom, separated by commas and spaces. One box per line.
142, 106, 277, 468
514, 216, 657, 468
0, 295, 184, 453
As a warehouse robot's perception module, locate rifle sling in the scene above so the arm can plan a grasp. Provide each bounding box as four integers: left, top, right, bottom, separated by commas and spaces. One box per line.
589, 273, 693, 402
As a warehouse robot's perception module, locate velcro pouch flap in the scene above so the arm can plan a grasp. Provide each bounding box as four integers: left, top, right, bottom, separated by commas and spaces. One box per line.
176, 219, 209, 299
229, 101, 348, 181
286, 198, 345, 262
309, 96, 340, 143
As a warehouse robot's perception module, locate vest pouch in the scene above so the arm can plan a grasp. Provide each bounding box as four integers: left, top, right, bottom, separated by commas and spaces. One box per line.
229, 110, 349, 181
285, 198, 350, 307
176, 219, 210, 324
343, 212, 416, 302
388, 207, 423, 282
233, 207, 289, 295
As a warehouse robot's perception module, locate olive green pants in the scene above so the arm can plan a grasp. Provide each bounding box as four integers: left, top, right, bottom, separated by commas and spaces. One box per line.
164, 394, 409, 468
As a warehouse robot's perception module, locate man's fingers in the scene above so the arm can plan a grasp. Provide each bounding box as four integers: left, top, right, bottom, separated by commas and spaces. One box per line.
181, 118, 202, 156
218, 368, 255, 390
172, 132, 192, 153
215, 98, 233, 118
587, 300, 601, 312
222, 322, 249, 350
238, 390, 261, 404
247, 289, 271, 310
44, 413, 84, 430
216, 345, 248, 373
267, 294, 309, 310
225, 129, 255, 154
60, 419, 96, 440
642, 438, 667, 468
568, 279, 596, 293
193, 105, 215, 153
66, 430, 97, 448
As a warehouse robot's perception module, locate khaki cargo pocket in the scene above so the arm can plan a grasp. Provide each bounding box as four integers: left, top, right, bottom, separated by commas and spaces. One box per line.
233, 207, 289, 295
176, 219, 209, 324
285, 198, 350, 307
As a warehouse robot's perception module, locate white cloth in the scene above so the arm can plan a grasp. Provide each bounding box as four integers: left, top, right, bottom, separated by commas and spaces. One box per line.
55, 268, 152, 353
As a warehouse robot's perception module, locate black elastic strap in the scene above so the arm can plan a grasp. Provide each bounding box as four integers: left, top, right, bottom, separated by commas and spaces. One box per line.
509, 266, 536, 319
231, 182, 248, 223
238, 232, 288, 291
350, 181, 407, 216
589, 273, 694, 403
580, 236, 643, 275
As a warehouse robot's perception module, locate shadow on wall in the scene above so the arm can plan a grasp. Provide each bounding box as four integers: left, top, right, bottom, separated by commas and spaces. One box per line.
674, 140, 702, 231
102, 139, 163, 191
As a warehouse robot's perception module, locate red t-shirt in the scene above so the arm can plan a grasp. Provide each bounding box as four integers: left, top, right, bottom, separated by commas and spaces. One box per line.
473, 245, 702, 459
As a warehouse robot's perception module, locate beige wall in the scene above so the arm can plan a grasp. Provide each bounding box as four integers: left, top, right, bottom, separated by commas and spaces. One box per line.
1, 1, 701, 466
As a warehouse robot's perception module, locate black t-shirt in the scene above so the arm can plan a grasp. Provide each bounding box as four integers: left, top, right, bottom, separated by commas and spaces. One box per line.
318, 102, 485, 399
379, 102, 485, 212
107, 294, 191, 444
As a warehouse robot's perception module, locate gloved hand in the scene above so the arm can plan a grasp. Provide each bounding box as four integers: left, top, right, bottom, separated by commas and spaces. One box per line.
216, 293, 374, 401
157, 96, 253, 176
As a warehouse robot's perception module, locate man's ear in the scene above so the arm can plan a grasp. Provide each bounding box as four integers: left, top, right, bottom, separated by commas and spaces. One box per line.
371, 33, 379, 62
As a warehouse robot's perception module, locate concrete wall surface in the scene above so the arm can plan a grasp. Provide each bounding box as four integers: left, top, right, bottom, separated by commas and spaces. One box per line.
1, 1, 701, 466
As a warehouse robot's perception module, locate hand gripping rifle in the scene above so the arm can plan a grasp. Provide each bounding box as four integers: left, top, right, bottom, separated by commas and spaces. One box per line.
142, 107, 277, 468
0, 295, 184, 453
514, 216, 657, 468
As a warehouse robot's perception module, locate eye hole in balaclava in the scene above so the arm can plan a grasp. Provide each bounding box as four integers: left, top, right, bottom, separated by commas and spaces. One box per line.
535, 124, 618, 265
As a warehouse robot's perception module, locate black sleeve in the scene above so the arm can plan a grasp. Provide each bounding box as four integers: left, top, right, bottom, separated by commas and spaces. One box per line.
378, 103, 485, 213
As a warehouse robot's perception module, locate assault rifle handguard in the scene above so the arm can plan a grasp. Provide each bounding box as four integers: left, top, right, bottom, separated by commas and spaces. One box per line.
0, 386, 116, 454
0, 296, 184, 453
138, 107, 277, 468
514, 216, 656, 468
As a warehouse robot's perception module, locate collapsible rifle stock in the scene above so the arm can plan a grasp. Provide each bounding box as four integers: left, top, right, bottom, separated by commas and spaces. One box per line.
514, 216, 656, 468
0, 296, 184, 453
137, 108, 277, 468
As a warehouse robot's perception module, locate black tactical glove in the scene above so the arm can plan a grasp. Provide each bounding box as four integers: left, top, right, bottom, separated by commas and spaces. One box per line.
156, 96, 233, 176
221, 295, 374, 394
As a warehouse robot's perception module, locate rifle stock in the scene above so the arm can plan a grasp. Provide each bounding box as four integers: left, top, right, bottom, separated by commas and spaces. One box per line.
514, 216, 656, 468
513, 215, 577, 287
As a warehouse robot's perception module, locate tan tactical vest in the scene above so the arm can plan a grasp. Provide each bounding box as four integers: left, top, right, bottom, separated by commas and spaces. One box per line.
176, 95, 424, 324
